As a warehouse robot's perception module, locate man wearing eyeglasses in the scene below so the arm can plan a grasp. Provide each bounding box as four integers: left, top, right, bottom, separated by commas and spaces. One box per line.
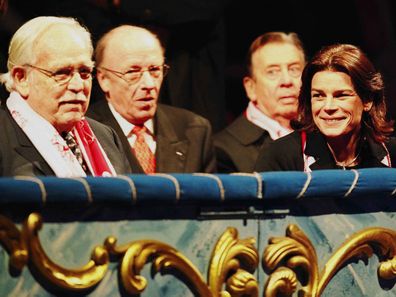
0, 16, 131, 177
88, 25, 216, 173
214, 32, 306, 173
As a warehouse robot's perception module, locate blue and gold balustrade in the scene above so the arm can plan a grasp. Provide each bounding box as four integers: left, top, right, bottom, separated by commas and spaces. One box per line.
0, 169, 396, 296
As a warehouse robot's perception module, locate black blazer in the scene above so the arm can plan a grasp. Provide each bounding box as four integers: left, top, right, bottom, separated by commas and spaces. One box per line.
214, 114, 273, 173
255, 130, 396, 172
87, 100, 216, 173
0, 108, 131, 176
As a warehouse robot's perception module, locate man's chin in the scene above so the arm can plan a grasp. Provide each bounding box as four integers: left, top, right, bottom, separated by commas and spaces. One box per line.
128, 108, 156, 124
280, 109, 298, 120
55, 114, 85, 132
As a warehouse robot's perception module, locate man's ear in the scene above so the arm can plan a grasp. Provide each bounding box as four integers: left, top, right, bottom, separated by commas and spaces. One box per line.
243, 76, 257, 102
11, 66, 29, 98
96, 69, 110, 93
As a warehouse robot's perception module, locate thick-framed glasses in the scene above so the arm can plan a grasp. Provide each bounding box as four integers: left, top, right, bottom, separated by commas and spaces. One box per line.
99, 64, 170, 85
25, 64, 93, 85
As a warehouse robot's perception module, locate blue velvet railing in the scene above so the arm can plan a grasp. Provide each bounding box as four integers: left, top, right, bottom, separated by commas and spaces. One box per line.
0, 168, 395, 205
1, 168, 396, 297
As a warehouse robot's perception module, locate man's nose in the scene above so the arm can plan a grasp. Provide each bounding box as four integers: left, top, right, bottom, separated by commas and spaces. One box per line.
67, 72, 85, 91
279, 68, 293, 85
140, 71, 156, 90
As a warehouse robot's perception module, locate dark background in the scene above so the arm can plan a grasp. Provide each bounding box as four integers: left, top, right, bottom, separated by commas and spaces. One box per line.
1, 0, 396, 132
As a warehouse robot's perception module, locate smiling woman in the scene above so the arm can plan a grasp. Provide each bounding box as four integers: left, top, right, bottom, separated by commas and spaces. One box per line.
254, 43, 396, 172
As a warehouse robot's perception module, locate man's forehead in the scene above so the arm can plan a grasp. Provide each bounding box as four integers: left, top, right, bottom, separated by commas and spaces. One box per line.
254, 43, 304, 65
34, 25, 92, 66
104, 46, 163, 67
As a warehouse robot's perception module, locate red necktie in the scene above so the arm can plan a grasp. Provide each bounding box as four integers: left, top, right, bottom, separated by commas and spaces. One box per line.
131, 125, 156, 173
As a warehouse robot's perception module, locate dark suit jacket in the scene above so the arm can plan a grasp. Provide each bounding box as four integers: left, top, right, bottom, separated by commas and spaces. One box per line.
214, 114, 273, 173
254, 130, 396, 172
87, 100, 216, 173
0, 108, 131, 176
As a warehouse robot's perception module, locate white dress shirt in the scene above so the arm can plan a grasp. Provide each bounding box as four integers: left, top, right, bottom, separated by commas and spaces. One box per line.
108, 102, 156, 153
245, 101, 292, 140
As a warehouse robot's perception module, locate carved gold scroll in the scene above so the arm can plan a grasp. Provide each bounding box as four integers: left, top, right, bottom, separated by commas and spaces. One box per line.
0, 213, 257, 296
1, 213, 395, 296
262, 224, 396, 297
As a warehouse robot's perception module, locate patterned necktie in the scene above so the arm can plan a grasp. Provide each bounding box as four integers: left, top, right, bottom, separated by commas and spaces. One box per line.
62, 132, 87, 172
131, 125, 156, 173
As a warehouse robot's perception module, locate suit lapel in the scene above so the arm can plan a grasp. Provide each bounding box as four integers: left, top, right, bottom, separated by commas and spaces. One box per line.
8, 111, 54, 175
155, 105, 188, 172
229, 115, 270, 146
89, 101, 144, 173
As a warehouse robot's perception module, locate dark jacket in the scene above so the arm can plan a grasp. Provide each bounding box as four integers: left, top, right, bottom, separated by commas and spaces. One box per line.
0, 108, 131, 176
214, 114, 273, 172
255, 130, 396, 172
87, 100, 216, 173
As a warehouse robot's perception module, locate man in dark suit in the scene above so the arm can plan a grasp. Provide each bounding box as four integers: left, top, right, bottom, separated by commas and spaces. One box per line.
214, 32, 306, 172
88, 25, 216, 173
0, 16, 130, 177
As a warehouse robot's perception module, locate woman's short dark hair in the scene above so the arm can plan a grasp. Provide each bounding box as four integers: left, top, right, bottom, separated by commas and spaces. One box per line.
295, 43, 394, 142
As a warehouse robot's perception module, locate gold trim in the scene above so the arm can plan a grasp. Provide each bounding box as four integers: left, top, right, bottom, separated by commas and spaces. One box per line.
104, 236, 211, 295
2, 213, 395, 296
208, 227, 259, 296
263, 224, 396, 296
0, 215, 28, 270
263, 224, 318, 296
317, 227, 396, 295
24, 213, 109, 290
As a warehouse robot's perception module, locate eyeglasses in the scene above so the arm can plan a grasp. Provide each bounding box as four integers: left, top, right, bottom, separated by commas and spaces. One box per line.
99, 64, 170, 85
25, 64, 93, 85
264, 65, 303, 80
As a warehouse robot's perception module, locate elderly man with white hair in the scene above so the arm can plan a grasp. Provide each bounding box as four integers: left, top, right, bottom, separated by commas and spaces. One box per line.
0, 16, 131, 177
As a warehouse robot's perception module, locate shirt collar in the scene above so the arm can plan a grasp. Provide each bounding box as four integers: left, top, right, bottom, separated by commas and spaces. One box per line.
245, 101, 292, 140
108, 102, 154, 136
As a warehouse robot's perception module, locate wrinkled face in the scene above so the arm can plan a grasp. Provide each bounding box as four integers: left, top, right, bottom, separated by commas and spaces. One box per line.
311, 71, 372, 142
24, 25, 93, 132
97, 29, 165, 125
244, 42, 305, 124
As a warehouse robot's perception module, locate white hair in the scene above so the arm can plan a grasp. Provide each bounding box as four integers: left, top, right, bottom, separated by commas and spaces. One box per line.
0, 16, 93, 92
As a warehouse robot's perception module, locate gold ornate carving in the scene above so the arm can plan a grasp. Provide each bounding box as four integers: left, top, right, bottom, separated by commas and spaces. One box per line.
104, 236, 212, 295
208, 227, 259, 297
1, 213, 259, 295
3, 213, 395, 296
0, 213, 110, 291
0, 215, 28, 270
104, 227, 258, 296
263, 224, 396, 297
24, 213, 110, 290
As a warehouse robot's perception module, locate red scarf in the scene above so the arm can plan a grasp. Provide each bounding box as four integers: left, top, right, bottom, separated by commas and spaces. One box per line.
74, 119, 116, 176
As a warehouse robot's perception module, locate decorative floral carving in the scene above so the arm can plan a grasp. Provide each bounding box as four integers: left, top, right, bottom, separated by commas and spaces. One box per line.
1, 214, 396, 296
104, 236, 211, 295
208, 227, 259, 297
263, 224, 396, 296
